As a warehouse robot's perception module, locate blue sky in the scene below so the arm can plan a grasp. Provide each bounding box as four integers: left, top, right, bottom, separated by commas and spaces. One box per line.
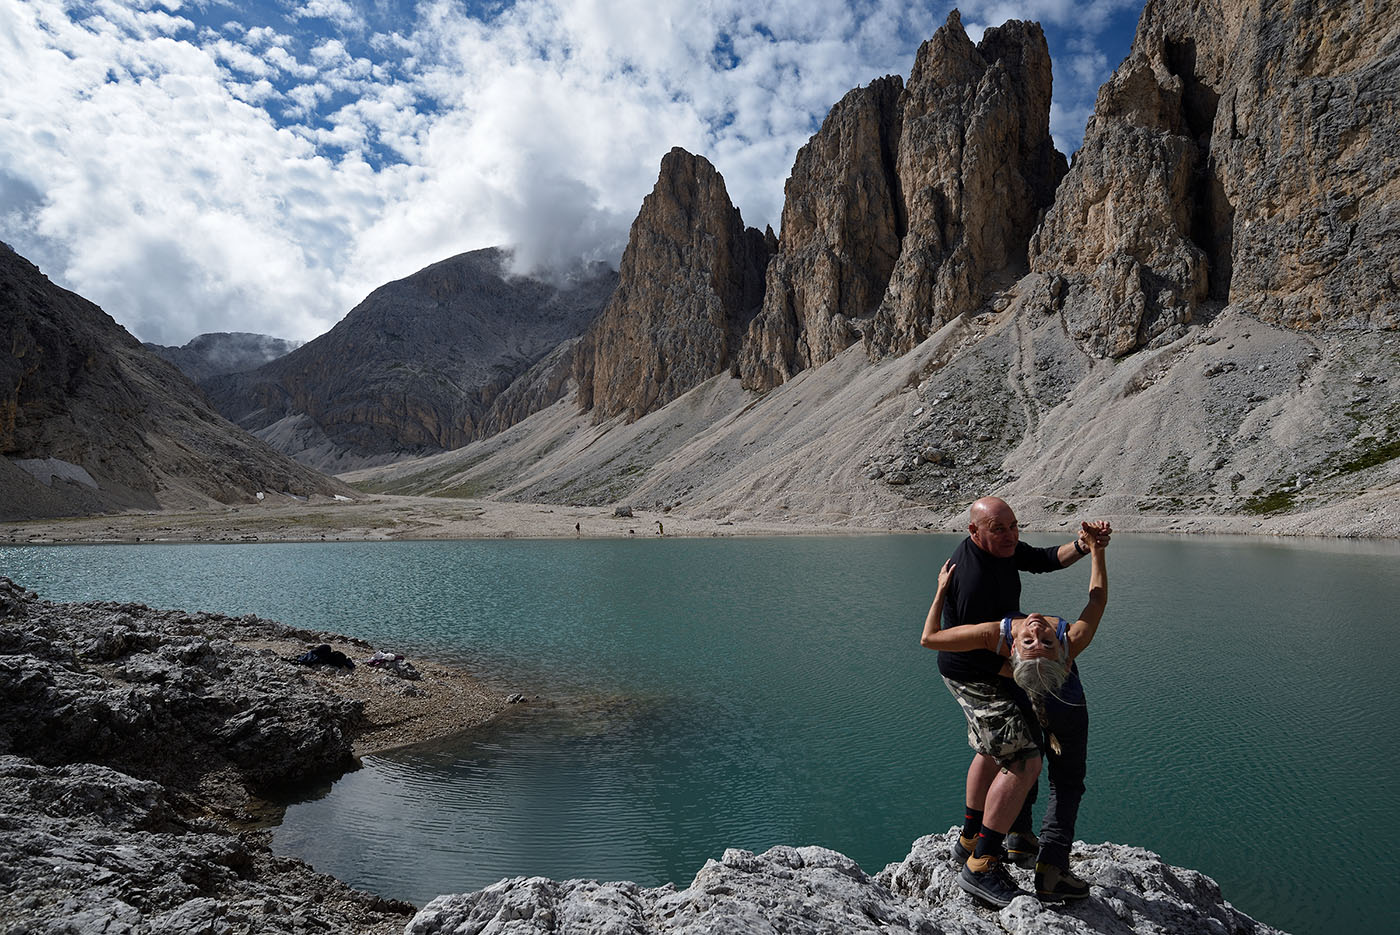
0, 1, 1143, 345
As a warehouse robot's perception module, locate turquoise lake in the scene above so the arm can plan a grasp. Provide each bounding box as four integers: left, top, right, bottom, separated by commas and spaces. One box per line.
3, 533, 1397, 934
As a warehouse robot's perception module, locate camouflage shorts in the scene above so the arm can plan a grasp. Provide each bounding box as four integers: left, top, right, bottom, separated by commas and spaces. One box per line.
942, 676, 1040, 769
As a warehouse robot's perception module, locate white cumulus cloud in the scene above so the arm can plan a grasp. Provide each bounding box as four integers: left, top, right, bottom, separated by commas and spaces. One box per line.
0, 0, 1143, 345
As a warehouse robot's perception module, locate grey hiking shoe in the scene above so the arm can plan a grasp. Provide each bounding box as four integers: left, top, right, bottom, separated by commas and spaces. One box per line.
958, 854, 1030, 908
952, 833, 977, 866
1005, 831, 1039, 869
1035, 861, 1090, 901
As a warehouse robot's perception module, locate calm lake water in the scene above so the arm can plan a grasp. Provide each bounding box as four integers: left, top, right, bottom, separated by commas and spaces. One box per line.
3, 533, 1397, 934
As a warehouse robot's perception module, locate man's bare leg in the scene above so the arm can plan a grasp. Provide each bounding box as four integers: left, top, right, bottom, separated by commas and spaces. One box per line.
980, 756, 1041, 842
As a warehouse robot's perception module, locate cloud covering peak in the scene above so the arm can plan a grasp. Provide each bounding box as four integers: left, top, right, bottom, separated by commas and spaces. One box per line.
0, 0, 1141, 345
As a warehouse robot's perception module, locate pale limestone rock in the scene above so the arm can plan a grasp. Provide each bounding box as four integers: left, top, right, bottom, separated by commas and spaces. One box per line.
739, 77, 905, 391
407, 831, 1282, 935
579, 148, 773, 421
1029, 0, 1400, 358
865, 11, 1065, 357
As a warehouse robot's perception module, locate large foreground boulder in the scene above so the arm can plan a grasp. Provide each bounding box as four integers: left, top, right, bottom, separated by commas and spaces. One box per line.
407, 831, 1281, 935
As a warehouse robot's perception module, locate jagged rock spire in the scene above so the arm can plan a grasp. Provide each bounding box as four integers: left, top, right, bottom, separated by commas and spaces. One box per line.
577, 148, 773, 422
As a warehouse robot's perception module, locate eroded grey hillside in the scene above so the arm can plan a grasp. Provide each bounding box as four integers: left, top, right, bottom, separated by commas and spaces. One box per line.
356, 0, 1398, 535
0, 243, 349, 522
204, 248, 617, 472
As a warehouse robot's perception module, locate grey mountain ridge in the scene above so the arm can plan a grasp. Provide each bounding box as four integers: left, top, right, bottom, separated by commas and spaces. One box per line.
144, 331, 303, 383
350, 0, 1399, 535
0, 243, 350, 521
202, 247, 618, 473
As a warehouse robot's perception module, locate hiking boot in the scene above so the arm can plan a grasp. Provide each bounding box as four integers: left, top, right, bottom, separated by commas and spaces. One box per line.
958, 854, 1030, 908
952, 834, 977, 866
1005, 831, 1039, 869
1035, 861, 1090, 901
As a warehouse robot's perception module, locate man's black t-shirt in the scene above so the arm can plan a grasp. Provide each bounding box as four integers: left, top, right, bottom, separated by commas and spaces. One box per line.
937, 536, 1062, 681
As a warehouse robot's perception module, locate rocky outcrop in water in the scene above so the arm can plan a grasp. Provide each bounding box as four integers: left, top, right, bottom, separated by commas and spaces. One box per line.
0, 576, 417, 933
0, 756, 412, 935
577, 148, 775, 421
0, 243, 348, 522
407, 833, 1281, 935
0, 577, 363, 802
205, 248, 617, 472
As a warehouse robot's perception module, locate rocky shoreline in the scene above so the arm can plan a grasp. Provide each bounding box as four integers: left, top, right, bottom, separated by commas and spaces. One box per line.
0, 576, 506, 934
1, 576, 1286, 934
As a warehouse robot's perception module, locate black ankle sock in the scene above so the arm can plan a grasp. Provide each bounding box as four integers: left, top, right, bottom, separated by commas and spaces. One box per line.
961, 808, 984, 840
974, 828, 1006, 859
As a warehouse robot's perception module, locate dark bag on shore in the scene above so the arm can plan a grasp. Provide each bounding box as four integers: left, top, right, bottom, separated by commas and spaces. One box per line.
292, 643, 355, 669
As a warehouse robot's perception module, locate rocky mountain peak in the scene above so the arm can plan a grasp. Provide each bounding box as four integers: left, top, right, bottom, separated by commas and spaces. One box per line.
0, 246, 346, 520
203, 247, 617, 471
1028, 0, 1398, 356
862, 10, 1066, 357
578, 147, 773, 421
145, 332, 302, 383
738, 76, 905, 391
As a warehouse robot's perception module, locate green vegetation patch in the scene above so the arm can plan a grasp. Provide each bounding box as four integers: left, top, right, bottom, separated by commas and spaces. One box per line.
1334, 436, 1400, 475
436, 478, 494, 499
1241, 488, 1298, 515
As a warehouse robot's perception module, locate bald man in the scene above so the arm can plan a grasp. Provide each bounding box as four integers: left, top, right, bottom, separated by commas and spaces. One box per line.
927, 497, 1106, 907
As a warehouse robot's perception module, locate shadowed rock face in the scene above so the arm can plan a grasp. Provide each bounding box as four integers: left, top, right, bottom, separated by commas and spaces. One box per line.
1029, 0, 1399, 355
577, 148, 775, 422
0, 244, 346, 521
204, 248, 617, 469
739, 76, 906, 391
864, 11, 1067, 357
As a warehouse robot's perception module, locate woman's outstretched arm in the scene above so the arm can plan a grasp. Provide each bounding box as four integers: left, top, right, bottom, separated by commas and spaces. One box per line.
920, 560, 1002, 653
1066, 524, 1109, 659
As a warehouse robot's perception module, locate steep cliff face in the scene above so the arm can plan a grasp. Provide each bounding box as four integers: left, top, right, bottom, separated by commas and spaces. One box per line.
739, 77, 905, 391
0, 244, 346, 520
206, 248, 616, 471
1185, 0, 1399, 330
578, 148, 774, 421
1029, 0, 1399, 355
865, 11, 1066, 357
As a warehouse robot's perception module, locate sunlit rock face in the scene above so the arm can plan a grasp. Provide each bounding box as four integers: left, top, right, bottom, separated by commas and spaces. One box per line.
405, 832, 1284, 935
1028, 0, 1400, 356
577, 148, 774, 422
863, 11, 1066, 358
739, 76, 906, 391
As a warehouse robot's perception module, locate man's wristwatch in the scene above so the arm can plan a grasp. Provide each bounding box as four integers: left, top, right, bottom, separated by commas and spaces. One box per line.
1074, 538, 1088, 555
